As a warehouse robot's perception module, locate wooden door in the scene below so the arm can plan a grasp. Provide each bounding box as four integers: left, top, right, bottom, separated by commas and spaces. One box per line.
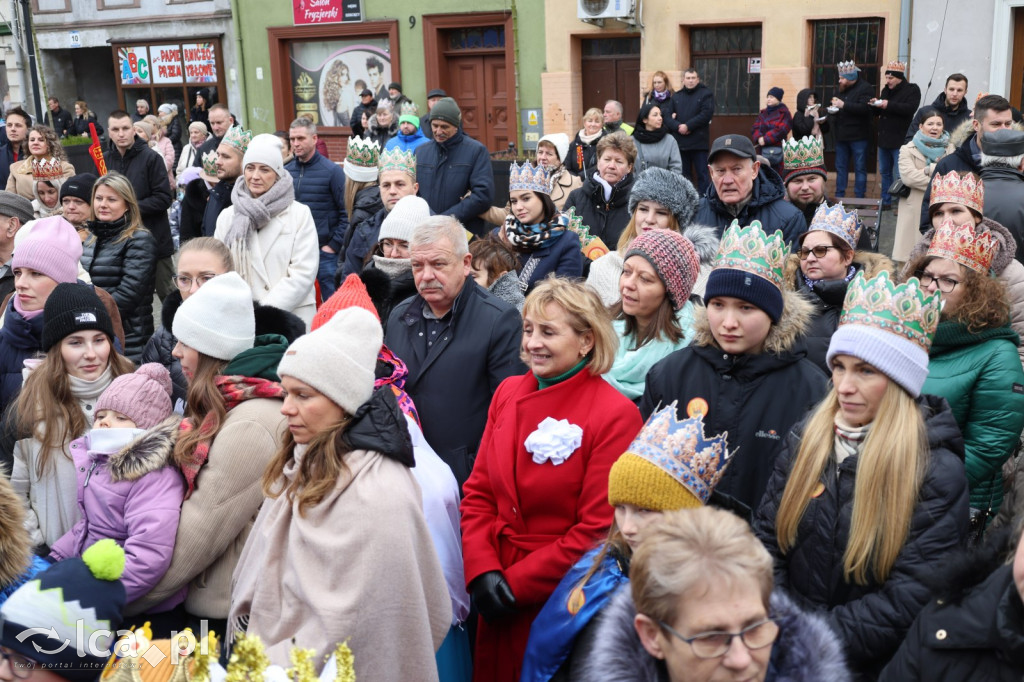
446, 54, 507, 151
484, 54, 509, 151
581, 37, 641, 123
1012, 8, 1024, 113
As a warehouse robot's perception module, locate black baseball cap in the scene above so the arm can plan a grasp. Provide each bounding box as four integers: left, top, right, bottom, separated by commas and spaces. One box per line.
708, 134, 758, 162
360, 88, 373, 97
427, 89, 447, 99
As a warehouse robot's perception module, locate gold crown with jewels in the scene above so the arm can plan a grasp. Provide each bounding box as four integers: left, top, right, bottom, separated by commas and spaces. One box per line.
839, 271, 941, 352
926, 219, 998, 274
509, 160, 551, 195
378, 147, 416, 179
713, 220, 789, 290
930, 170, 984, 215
808, 201, 861, 250
399, 101, 419, 117
783, 136, 825, 171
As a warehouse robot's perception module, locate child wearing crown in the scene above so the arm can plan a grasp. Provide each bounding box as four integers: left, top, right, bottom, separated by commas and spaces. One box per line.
754, 271, 969, 677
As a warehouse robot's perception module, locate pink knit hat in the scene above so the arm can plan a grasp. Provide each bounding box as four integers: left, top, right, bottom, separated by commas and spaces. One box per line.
95, 363, 174, 430
12, 215, 83, 284
624, 230, 701, 310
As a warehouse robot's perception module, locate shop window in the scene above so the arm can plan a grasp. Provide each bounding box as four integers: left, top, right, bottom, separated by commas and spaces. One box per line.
287, 36, 393, 127
691, 26, 762, 116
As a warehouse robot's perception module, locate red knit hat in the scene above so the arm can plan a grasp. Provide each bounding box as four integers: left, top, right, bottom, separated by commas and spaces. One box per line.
312, 274, 380, 330
624, 230, 701, 310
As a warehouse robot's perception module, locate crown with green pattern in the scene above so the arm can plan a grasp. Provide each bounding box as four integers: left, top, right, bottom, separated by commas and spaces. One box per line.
783, 135, 825, 171
712, 220, 789, 290
221, 125, 253, 155
201, 150, 218, 177
400, 101, 419, 117
838, 271, 940, 352
378, 147, 416, 180
563, 206, 609, 261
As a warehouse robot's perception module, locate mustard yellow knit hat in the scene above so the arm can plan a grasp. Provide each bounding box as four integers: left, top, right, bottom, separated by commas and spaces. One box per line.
608, 404, 731, 511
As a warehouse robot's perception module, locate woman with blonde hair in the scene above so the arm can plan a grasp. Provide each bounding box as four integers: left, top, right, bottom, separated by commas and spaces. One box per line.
5, 124, 75, 200
82, 172, 157, 361
565, 108, 606, 179
461, 277, 643, 681
753, 271, 969, 678
142, 114, 176, 192
69, 99, 102, 137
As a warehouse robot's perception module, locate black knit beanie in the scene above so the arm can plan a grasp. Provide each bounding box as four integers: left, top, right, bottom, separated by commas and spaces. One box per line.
42, 283, 115, 351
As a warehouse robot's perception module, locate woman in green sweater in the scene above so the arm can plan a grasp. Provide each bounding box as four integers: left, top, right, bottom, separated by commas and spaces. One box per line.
903, 218, 1024, 521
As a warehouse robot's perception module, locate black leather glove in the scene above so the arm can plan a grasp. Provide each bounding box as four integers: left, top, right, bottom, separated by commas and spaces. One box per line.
470, 570, 517, 623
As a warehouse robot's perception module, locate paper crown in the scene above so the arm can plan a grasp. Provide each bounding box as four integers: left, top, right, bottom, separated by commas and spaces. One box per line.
713, 220, 789, 290
378, 147, 416, 179
221, 126, 253, 154
618, 405, 731, 507
930, 170, 984, 214
926, 219, 998, 274
399, 101, 419, 117
885, 60, 907, 74
839, 271, 940, 352
808, 201, 861, 250
200, 150, 218, 177
345, 136, 381, 169
31, 157, 64, 182
837, 60, 859, 79
783, 136, 825, 171
102, 626, 217, 682
509, 160, 551, 195
563, 206, 609, 261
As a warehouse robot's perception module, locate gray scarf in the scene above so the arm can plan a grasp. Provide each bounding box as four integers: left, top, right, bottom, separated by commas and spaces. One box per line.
225, 171, 295, 281
372, 255, 411, 278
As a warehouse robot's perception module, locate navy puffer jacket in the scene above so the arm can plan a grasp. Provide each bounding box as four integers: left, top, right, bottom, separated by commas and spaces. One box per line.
285, 151, 348, 251
415, 130, 495, 237
340, 185, 384, 276
753, 394, 970, 678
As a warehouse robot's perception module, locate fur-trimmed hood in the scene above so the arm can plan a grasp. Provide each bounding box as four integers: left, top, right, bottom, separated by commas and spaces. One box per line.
949, 118, 976, 150
680, 223, 720, 268
103, 415, 183, 482
902, 217, 1016, 278
783, 250, 894, 292
694, 287, 814, 355
0, 476, 32, 588
584, 586, 850, 681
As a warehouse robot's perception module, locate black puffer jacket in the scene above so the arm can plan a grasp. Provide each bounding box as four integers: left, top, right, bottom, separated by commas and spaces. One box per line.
341, 206, 386, 279
360, 261, 415, 334
563, 172, 636, 248
142, 290, 308, 406
831, 78, 875, 142
341, 184, 384, 270
81, 221, 158, 362
753, 394, 970, 678
693, 166, 807, 248
103, 136, 175, 259
639, 289, 829, 517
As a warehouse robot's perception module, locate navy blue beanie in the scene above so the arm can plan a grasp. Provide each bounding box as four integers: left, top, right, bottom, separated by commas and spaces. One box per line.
703, 268, 784, 323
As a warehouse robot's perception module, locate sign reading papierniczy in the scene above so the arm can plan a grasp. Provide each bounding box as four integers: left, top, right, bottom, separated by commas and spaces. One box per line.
292, 0, 362, 25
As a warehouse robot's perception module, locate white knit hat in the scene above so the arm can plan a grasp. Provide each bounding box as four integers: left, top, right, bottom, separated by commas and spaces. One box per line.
172, 272, 255, 361
538, 133, 570, 164
277, 307, 382, 414
378, 195, 431, 244
242, 133, 286, 177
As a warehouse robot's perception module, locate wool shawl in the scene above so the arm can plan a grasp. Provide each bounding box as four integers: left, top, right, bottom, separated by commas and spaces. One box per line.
228, 446, 451, 681
224, 172, 295, 286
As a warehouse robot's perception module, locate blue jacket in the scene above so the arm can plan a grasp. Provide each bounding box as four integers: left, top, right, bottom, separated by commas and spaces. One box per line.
285, 151, 349, 251
415, 131, 495, 236
386, 129, 429, 154
694, 166, 807, 248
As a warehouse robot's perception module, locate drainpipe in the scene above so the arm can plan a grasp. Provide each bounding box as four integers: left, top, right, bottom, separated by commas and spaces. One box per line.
898, 0, 912, 64
229, 0, 249, 129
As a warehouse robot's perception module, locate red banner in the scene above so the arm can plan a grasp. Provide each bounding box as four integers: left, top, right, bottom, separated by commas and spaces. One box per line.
292, 0, 361, 25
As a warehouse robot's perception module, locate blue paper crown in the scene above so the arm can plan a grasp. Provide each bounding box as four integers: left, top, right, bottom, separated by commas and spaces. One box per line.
509, 161, 551, 195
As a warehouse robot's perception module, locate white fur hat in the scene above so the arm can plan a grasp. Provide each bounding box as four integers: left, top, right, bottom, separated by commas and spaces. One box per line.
538, 133, 570, 164
378, 195, 431, 245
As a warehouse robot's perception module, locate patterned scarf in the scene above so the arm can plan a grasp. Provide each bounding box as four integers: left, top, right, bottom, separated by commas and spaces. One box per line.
177, 375, 285, 497
375, 345, 420, 426
504, 212, 568, 253
651, 89, 670, 102
803, 265, 858, 290
833, 413, 871, 466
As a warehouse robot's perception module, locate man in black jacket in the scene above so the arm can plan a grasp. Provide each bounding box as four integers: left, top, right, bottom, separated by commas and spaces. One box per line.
385, 215, 524, 489
871, 61, 921, 209
45, 98, 72, 138
104, 110, 175, 298
829, 61, 875, 199
350, 88, 376, 139
979, 128, 1024, 263
919, 95, 1015, 232
670, 68, 715, 193
192, 104, 233, 165
904, 73, 971, 144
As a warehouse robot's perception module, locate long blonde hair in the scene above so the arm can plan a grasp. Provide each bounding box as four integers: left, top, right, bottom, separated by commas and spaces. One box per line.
344, 177, 378, 224
775, 382, 928, 585
91, 172, 146, 244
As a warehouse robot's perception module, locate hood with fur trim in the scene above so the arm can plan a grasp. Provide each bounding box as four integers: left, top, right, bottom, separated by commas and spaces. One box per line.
694, 287, 814, 356
106, 415, 182, 482
584, 586, 850, 682
0, 477, 32, 589
679, 223, 720, 268
783, 250, 894, 292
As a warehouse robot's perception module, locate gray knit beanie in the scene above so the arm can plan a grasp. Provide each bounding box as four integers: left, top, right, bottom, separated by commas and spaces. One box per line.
628, 167, 700, 228
379, 195, 431, 245
430, 97, 462, 127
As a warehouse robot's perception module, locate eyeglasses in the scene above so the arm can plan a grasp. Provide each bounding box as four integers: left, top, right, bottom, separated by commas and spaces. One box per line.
657, 617, 779, 659
1, 649, 37, 679
171, 274, 217, 290
915, 270, 960, 293
797, 245, 839, 260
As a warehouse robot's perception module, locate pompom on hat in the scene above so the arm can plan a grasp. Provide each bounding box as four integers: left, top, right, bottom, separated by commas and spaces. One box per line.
313, 273, 380, 330
703, 220, 788, 323
0, 539, 126, 681
624, 230, 700, 311
172, 271, 255, 362
826, 271, 940, 397
95, 363, 174, 430
608, 404, 731, 511
12, 215, 83, 285
278, 307, 382, 415
41, 283, 115, 351
628, 167, 699, 229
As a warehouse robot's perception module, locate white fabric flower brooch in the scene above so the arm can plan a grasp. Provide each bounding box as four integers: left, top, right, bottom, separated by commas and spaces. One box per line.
525, 417, 584, 466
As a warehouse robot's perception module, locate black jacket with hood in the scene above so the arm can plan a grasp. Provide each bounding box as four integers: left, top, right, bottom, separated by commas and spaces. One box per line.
639, 289, 829, 517
831, 78, 875, 142
753, 394, 970, 678
693, 166, 807, 248
874, 78, 922, 149
904, 92, 973, 144
791, 89, 830, 139
103, 135, 175, 259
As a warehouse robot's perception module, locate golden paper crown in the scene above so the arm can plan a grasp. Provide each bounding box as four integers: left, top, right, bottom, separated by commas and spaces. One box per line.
200, 150, 218, 177
31, 157, 64, 182
378, 147, 416, 179
926, 219, 998, 274
930, 170, 984, 214
783, 136, 824, 170
807, 201, 861, 250
509, 160, 551, 195
102, 626, 217, 682
885, 60, 907, 75
563, 206, 609, 261
713, 220, 789, 290
344, 136, 381, 169
839, 271, 940, 352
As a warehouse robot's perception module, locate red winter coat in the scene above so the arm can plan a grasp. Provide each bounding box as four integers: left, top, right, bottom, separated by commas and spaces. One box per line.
461, 368, 642, 682
751, 104, 793, 147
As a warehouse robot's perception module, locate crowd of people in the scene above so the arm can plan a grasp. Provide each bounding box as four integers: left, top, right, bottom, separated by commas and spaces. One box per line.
1, 60, 1024, 682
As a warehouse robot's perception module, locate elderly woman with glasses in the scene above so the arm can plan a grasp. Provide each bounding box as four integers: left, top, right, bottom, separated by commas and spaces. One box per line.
585, 506, 849, 681
782, 201, 894, 372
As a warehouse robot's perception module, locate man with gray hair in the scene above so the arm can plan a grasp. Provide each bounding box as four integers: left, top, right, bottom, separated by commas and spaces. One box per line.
603, 100, 634, 135
0, 191, 33, 301
980, 128, 1024, 263
286, 116, 348, 297
385, 215, 525, 489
